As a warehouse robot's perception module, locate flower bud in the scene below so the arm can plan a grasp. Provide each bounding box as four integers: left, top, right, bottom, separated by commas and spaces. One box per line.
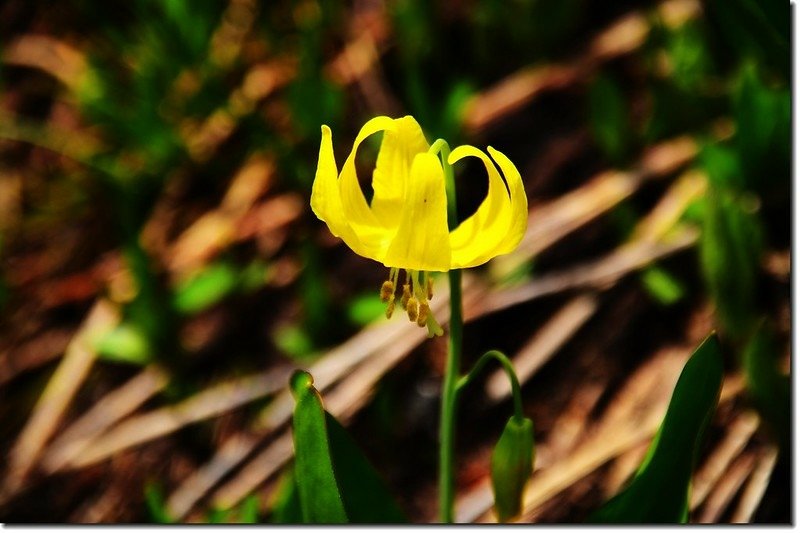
491, 416, 534, 522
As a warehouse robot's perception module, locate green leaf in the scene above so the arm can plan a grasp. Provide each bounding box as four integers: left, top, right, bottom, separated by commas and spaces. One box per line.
207, 494, 260, 524
274, 325, 315, 361
700, 189, 763, 338
707, 0, 788, 78
589, 334, 724, 523
699, 142, 745, 191
742, 322, 789, 452
288, 370, 406, 523
144, 482, 174, 524
491, 416, 535, 523
205, 507, 228, 524
237, 494, 260, 524
289, 370, 348, 524
640, 266, 685, 306
588, 74, 630, 164
172, 261, 240, 315
734, 63, 790, 192
95, 323, 152, 365
271, 466, 303, 524
346, 293, 387, 326
326, 412, 407, 523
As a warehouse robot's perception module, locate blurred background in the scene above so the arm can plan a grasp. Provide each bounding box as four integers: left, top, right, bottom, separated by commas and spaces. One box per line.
0, 0, 790, 524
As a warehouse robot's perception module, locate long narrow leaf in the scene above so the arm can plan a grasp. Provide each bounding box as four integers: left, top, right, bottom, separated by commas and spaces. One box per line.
326, 413, 407, 523
290, 371, 348, 524
589, 334, 724, 523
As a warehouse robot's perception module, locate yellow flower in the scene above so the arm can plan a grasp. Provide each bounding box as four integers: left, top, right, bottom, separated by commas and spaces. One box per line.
311, 115, 527, 335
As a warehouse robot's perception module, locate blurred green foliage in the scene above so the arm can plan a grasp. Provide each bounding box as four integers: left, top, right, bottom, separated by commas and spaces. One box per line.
588, 74, 631, 165
640, 266, 685, 307
742, 323, 790, 452
144, 481, 174, 524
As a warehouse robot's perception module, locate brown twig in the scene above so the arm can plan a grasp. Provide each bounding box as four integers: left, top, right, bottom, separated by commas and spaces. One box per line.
61, 366, 294, 471
729, 446, 779, 523
485, 294, 599, 401
690, 411, 760, 511
0, 299, 118, 504
462, 0, 701, 133
695, 453, 757, 523
41, 365, 171, 474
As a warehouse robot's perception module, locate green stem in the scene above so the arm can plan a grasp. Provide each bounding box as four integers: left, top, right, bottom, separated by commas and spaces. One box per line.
455, 350, 525, 423
434, 139, 461, 523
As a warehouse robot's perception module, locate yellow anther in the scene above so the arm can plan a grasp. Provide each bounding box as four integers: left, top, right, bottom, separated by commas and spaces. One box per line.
427, 276, 434, 300
385, 298, 395, 319
417, 300, 429, 327
380, 280, 395, 302
401, 283, 411, 309
406, 296, 419, 322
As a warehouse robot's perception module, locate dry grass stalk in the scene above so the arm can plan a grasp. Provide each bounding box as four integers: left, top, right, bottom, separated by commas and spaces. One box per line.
695, 453, 757, 523
485, 228, 698, 315
166, 155, 276, 275
0, 299, 119, 503
729, 446, 779, 523
463, 0, 699, 132
41, 365, 170, 474
166, 433, 260, 520
485, 294, 599, 401
602, 442, 651, 498
487, 166, 708, 400
629, 169, 707, 244
690, 411, 760, 510
2, 34, 87, 90
62, 366, 293, 470
0, 328, 74, 386
492, 135, 699, 280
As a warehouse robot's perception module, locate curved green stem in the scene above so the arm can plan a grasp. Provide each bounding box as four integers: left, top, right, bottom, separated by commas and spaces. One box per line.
455, 350, 525, 423
432, 139, 462, 523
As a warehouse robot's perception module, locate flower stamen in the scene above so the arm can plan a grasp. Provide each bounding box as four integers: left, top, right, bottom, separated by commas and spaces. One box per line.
425, 272, 434, 300
401, 276, 412, 309
417, 300, 429, 326
406, 295, 419, 322
381, 267, 399, 318
380, 280, 394, 303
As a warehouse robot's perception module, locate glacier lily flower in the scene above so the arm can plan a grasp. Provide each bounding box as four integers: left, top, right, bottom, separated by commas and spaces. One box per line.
311, 115, 527, 336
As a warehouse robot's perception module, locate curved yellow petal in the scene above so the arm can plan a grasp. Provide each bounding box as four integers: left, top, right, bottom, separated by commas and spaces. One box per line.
383, 152, 451, 271
371, 116, 430, 227
310, 125, 381, 260
447, 145, 513, 269
338, 116, 395, 232
487, 146, 528, 255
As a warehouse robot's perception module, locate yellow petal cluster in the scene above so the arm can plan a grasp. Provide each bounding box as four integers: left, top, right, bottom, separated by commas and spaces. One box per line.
310, 115, 528, 272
